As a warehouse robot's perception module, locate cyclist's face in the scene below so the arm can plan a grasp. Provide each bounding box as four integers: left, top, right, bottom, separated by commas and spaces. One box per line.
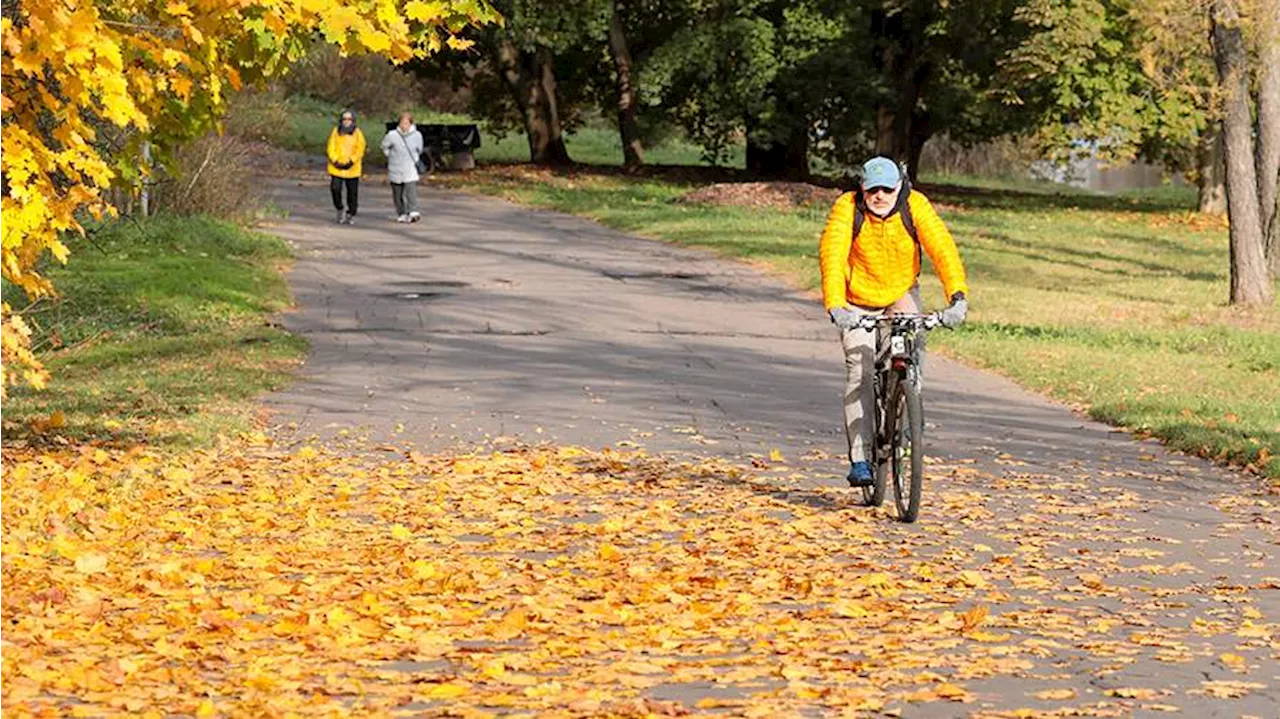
864, 183, 901, 217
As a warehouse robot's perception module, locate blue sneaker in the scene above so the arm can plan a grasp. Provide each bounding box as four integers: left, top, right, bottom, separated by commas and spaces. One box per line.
846, 461, 874, 487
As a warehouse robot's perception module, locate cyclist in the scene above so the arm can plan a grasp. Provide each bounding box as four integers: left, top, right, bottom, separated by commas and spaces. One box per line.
818, 156, 969, 487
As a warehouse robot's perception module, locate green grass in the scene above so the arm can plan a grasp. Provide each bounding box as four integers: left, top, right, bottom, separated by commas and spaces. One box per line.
437, 168, 1280, 479
2, 216, 306, 447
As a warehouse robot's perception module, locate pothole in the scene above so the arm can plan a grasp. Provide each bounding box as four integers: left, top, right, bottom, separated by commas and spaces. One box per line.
604, 271, 709, 281
380, 292, 448, 301
387, 280, 470, 288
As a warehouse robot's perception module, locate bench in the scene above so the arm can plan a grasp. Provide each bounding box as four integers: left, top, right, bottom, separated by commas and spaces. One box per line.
384, 122, 482, 172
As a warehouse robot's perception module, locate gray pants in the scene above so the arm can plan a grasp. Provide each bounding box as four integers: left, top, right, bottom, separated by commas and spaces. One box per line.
391, 182, 419, 216
840, 287, 922, 463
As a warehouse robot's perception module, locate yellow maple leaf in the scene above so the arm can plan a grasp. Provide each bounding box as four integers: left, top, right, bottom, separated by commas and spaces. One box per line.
420, 682, 469, 699
74, 552, 107, 574
325, 606, 355, 630
1219, 653, 1247, 670
1105, 687, 1161, 700
935, 682, 972, 701
405, 0, 447, 22
491, 608, 528, 641
831, 599, 868, 618
409, 560, 438, 580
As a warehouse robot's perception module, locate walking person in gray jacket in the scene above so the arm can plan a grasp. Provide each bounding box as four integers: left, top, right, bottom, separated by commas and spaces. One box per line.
381, 112, 424, 223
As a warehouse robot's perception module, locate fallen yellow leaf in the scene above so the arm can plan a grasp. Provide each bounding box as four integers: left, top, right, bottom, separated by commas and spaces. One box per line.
74, 552, 108, 575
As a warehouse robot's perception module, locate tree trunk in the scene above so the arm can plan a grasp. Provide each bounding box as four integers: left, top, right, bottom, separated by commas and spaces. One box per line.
1212, 0, 1274, 305
1270, 185, 1280, 276
1197, 122, 1228, 214
1254, 0, 1274, 232
874, 104, 901, 159
870, 3, 932, 178
495, 33, 572, 166
608, 0, 643, 169
905, 111, 931, 183
1257, 0, 1280, 275
745, 125, 809, 179
534, 47, 572, 165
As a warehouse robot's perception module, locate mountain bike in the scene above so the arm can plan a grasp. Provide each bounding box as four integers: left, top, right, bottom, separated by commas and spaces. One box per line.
857, 313, 940, 523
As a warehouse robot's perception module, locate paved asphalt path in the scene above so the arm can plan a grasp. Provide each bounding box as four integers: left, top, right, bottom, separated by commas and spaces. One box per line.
263, 173, 1277, 717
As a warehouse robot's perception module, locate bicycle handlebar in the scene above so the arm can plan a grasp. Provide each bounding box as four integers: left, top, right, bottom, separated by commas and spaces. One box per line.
854, 312, 942, 331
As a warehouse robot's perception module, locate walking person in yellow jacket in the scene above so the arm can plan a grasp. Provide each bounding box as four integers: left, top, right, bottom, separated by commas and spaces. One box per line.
818, 157, 969, 487
327, 110, 366, 225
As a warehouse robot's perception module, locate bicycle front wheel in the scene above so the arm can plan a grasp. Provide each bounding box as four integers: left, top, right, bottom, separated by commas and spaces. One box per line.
889, 374, 925, 523
862, 374, 888, 507
862, 458, 887, 507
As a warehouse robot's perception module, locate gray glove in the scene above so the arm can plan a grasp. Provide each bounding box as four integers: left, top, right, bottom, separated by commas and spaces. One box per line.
829, 306, 859, 331
938, 296, 968, 328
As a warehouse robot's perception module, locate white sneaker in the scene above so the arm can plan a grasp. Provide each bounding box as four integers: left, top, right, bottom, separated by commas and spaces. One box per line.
408, 211, 421, 223
396, 214, 409, 223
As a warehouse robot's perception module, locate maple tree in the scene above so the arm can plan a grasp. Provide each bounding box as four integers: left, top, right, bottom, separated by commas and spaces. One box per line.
0, 0, 499, 395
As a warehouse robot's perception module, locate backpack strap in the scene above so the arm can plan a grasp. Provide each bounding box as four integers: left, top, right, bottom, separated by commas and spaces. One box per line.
852, 188, 866, 242
898, 191, 919, 249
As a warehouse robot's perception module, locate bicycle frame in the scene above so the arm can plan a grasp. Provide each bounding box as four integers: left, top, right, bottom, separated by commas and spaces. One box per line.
860, 313, 935, 384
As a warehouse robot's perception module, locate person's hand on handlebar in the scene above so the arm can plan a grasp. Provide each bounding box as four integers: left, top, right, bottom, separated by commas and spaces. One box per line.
829, 306, 859, 331
938, 292, 968, 329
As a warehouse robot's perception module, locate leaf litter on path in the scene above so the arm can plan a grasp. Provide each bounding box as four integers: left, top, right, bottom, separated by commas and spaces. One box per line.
2, 439, 1276, 716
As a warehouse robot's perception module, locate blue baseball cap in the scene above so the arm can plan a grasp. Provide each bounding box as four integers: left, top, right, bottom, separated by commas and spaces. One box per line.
861, 157, 901, 190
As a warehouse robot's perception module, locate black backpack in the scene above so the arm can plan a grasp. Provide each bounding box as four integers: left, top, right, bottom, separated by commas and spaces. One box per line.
851, 164, 920, 257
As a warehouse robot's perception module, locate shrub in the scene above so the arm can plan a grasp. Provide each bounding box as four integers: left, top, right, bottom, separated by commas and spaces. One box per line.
919, 134, 1040, 180
150, 134, 276, 220
224, 88, 295, 146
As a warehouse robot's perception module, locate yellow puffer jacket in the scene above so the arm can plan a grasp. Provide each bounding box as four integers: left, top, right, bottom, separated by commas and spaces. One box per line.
326, 128, 366, 179
818, 190, 968, 309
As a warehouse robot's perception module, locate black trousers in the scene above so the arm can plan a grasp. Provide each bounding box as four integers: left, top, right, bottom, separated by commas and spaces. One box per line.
329, 176, 359, 216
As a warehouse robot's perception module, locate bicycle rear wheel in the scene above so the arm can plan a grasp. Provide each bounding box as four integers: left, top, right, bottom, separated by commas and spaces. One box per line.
889, 374, 925, 523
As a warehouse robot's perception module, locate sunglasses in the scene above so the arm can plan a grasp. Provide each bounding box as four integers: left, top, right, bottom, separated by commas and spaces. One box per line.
865, 186, 897, 196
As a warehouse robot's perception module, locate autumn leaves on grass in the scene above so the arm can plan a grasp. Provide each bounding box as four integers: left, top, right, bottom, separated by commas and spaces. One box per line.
2, 442, 1276, 716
